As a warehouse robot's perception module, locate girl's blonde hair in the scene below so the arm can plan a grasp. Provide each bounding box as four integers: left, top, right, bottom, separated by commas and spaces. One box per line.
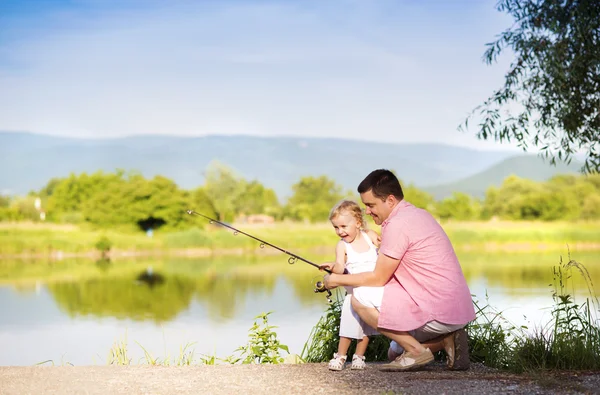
329, 200, 366, 230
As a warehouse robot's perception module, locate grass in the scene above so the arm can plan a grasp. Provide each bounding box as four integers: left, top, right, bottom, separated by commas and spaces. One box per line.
102, 313, 294, 366
1, 220, 600, 256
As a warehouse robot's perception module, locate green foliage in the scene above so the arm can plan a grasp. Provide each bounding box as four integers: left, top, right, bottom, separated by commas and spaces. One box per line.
225, 312, 290, 364
203, 161, 247, 222
94, 235, 112, 256
463, 0, 600, 172
2, 164, 600, 230
47, 171, 125, 220
0, 195, 10, 208
236, 180, 281, 216
301, 291, 390, 363
285, 175, 344, 222
108, 333, 131, 365
478, 174, 600, 221
466, 256, 600, 372
188, 188, 218, 225
0, 196, 42, 222
403, 183, 435, 211
136, 341, 197, 366
512, 258, 600, 371
436, 192, 480, 221
466, 295, 522, 370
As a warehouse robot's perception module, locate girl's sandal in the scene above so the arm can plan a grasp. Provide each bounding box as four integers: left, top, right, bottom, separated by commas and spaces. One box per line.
351, 354, 366, 370
328, 353, 347, 371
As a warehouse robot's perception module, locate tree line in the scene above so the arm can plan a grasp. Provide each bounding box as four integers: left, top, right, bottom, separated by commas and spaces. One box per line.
1, 162, 599, 230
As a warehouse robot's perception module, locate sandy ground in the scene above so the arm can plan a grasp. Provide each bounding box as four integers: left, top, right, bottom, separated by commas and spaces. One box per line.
1, 362, 599, 395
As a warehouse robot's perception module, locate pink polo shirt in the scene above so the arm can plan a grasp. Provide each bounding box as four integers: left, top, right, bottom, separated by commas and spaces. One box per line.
377, 200, 476, 332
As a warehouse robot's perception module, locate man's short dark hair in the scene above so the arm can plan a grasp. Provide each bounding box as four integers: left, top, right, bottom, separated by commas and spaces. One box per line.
357, 169, 404, 201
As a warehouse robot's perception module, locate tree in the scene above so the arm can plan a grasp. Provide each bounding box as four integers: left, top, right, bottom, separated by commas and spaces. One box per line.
187, 187, 219, 223
402, 183, 435, 212
286, 176, 344, 222
46, 170, 125, 222
0, 195, 9, 208
463, 0, 600, 173
203, 161, 247, 222
82, 174, 194, 230
235, 181, 281, 217
436, 193, 479, 221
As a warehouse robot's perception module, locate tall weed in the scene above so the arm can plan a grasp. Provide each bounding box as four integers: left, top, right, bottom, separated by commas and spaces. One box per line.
301, 290, 390, 363
512, 257, 600, 372
225, 312, 290, 364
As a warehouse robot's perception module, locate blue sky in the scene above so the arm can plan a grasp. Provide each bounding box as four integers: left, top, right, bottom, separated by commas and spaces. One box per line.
0, 0, 521, 151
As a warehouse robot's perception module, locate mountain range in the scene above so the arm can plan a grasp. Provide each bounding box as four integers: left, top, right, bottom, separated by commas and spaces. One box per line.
0, 131, 583, 200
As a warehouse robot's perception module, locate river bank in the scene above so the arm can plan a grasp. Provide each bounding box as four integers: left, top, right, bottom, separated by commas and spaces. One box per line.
2, 220, 600, 258
1, 362, 598, 395
3, 242, 600, 260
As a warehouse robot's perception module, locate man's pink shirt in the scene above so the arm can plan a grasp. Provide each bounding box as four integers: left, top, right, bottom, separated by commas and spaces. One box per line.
377, 200, 476, 332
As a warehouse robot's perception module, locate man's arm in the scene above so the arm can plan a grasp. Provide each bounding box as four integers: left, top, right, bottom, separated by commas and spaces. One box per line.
365, 229, 381, 248
324, 252, 399, 288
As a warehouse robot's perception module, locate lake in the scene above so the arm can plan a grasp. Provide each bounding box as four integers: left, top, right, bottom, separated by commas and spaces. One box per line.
0, 250, 598, 366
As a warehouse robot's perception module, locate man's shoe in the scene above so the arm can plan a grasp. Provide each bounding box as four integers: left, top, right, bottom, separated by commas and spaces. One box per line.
379, 348, 434, 371
443, 328, 470, 371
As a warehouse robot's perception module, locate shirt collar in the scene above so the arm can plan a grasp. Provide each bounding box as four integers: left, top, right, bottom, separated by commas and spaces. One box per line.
381, 200, 410, 227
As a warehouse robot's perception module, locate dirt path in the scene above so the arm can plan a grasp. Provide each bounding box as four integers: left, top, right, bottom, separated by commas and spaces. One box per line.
1, 362, 599, 395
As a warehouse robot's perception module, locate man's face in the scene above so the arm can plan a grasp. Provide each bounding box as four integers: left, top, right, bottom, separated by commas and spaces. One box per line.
360, 189, 393, 225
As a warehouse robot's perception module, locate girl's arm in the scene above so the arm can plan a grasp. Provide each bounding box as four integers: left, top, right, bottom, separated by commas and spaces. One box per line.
319, 241, 347, 274
332, 241, 347, 274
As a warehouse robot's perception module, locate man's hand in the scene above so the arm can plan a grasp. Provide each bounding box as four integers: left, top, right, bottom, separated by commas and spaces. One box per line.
365, 229, 381, 248
323, 253, 400, 288
323, 273, 339, 289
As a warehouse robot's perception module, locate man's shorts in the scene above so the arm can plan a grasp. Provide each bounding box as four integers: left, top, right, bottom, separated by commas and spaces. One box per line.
389, 320, 465, 355
353, 285, 464, 346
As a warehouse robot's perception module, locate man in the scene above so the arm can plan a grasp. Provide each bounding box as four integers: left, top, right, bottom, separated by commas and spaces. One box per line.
323, 169, 476, 371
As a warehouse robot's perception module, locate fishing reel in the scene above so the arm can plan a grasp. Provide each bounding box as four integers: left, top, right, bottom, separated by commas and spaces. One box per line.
313, 279, 333, 303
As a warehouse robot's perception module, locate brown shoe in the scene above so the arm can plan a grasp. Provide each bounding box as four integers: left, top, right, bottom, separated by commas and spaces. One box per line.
442, 328, 470, 371
379, 348, 434, 371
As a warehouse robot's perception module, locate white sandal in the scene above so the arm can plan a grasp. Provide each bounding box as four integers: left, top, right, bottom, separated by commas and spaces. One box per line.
351, 354, 366, 370
328, 353, 347, 371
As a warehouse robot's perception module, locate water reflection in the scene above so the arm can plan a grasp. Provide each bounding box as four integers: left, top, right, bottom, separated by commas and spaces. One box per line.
49, 275, 196, 322
0, 250, 598, 365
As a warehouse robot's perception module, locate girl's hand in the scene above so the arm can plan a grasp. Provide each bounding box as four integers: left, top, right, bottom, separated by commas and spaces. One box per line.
319, 262, 336, 272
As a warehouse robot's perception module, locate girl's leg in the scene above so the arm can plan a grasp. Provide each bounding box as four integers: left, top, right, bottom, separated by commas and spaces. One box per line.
337, 336, 352, 356
354, 336, 369, 357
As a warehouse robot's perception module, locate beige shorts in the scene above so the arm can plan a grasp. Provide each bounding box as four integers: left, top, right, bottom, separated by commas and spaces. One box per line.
352, 286, 464, 350
389, 320, 465, 354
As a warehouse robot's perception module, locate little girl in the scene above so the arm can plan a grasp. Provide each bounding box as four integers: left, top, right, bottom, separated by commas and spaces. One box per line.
320, 199, 383, 371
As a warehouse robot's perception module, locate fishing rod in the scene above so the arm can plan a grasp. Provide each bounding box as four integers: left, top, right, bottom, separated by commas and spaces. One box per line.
186, 210, 334, 302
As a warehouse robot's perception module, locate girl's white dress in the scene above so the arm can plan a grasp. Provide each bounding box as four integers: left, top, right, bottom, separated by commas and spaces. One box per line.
339, 231, 384, 339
